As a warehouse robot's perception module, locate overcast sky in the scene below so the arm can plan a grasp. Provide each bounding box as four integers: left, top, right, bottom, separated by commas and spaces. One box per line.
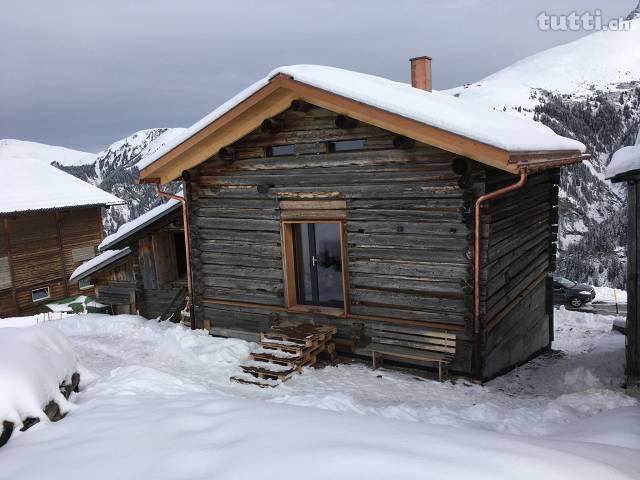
0, 0, 635, 152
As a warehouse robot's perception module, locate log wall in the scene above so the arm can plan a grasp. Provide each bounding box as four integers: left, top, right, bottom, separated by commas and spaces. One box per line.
187, 106, 475, 373
478, 168, 559, 379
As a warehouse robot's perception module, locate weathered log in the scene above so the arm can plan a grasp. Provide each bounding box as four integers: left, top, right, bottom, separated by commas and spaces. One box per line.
290, 99, 311, 112
0, 421, 14, 448
335, 115, 358, 129
260, 118, 283, 134
218, 147, 235, 162
392, 135, 415, 149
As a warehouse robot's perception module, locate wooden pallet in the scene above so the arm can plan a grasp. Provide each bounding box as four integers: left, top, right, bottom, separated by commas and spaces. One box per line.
231, 324, 337, 387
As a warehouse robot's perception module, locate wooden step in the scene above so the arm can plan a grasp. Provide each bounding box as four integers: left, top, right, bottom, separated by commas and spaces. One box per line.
230, 374, 280, 388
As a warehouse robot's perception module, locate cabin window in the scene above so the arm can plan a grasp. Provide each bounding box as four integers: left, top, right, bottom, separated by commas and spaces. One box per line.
328, 139, 366, 152
282, 221, 346, 313
267, 144, 296, 157
31, 286, 50, 303
78, 278, 93, 290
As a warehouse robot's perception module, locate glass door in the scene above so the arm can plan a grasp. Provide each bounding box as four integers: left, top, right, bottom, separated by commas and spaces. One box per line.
292, 223, 343, 308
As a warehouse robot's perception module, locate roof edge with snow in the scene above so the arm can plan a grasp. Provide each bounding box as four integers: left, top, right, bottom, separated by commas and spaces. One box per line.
137, 65, 587, 184
99, 197, 182, 252
69, 248, 132, 282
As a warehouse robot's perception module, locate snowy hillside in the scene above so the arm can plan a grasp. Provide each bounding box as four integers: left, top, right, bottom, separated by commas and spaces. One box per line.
447, 10, 640, 288
0, 139, 96, 167
447, 15, 640, 112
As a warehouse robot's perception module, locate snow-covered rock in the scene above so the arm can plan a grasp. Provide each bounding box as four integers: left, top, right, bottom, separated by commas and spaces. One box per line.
0, 323, 77, 426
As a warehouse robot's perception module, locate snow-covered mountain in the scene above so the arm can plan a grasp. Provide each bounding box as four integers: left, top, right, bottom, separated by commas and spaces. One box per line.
446, 7, 640, 288
0, 130, 183, 235
56, 128, 184, 234
0, 139, 96, 167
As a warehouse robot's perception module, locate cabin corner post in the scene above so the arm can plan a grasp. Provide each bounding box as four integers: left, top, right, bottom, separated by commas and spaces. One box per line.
183, 172, 206, 331
473, 170, 528, 381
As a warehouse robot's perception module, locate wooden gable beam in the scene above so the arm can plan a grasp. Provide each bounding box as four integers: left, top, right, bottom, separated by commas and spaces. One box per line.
140, 76, 297, 184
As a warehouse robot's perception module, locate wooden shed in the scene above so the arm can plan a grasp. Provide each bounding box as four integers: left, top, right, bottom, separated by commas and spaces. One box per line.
0, 158, 121, 317
137, 61, 588, 381
606, 139, 640, 388
70, 196, 188, 319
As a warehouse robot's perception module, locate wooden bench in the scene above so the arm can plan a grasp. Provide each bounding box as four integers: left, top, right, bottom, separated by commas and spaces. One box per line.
365, 325, 456, 381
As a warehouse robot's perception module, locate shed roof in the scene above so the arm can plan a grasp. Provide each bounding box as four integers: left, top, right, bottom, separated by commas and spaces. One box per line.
0, 158, 123, 215
138, 65, 587, 184
606, 131, 640, 181
69, 248, 132, 282
99, 195, 182, 251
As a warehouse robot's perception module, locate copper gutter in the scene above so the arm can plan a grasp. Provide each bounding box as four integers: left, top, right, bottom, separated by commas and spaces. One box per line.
473, 170, 527, 381
154, 185, 195, 330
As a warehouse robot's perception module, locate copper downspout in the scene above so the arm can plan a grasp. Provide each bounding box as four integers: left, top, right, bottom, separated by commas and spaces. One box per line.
473, 170, 528, 381
154, 185, 195, 330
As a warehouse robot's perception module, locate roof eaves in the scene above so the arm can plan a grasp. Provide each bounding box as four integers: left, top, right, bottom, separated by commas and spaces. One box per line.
69, 247, 132, 282
98, 201, 182, 252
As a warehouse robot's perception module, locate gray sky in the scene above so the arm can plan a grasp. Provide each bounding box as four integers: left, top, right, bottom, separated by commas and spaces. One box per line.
0, 0, 635, 152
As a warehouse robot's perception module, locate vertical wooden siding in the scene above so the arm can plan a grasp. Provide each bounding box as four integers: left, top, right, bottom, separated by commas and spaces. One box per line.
0, 207, 103, 317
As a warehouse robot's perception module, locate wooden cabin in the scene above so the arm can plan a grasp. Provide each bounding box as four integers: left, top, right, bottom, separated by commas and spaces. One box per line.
137, 61, 588, 381
0, 158, 121, 317
607, 141, 640, 387
69, 197, 188, 319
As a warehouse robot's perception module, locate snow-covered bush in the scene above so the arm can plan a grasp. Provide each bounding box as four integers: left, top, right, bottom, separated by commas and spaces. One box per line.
0, 323, 79, 446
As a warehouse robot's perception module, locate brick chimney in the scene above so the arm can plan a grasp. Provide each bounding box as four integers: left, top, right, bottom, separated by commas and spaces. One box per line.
410, 56, 432, 92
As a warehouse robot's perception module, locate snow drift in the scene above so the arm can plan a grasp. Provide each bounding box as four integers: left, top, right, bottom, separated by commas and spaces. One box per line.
0, 323, 78, 426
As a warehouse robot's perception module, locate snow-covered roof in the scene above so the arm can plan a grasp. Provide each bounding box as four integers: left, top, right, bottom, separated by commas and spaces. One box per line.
69, 248, 132, 282
0, 158, 123, 215
99, 196, 182, 251
137, 64, 586, 175
0, 139, 96, 167
606, 131, 640, 180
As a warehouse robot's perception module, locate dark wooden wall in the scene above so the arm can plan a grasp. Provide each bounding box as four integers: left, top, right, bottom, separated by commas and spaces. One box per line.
626, 177, 639, 385
186, 105, 476, 373
93, 257, 136, 313
93, 219, 185, 319
0, 208, 102, 317
478, 168, 559, 379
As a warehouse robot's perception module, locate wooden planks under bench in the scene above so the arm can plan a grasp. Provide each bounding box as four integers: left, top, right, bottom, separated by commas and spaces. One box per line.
365, 325, 456, 381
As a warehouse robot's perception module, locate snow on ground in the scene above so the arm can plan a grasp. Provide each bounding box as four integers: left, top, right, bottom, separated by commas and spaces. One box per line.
0, 308, 638, 478
0, 323, 77, 425
593, 286, 628, 304
446, 17, 640, 112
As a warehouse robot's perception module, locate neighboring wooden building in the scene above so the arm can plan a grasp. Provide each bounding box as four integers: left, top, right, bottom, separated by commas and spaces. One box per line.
69, 197, 188, 319
0, 158, 121, 317
607, 140, 640, 387
137, 62, 588, 381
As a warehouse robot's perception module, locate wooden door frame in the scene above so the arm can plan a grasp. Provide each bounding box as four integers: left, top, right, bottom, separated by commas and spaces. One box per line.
280, 219, 349, 318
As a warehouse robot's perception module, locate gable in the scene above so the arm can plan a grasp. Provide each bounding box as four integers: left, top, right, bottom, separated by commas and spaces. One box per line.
138, 73, 587, 185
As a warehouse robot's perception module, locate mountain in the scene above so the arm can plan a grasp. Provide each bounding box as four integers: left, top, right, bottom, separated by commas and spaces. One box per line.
0, 130, 184, 235
0, 139, 96, 167
446, 10, 640, 288
56, 128, 185, 234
